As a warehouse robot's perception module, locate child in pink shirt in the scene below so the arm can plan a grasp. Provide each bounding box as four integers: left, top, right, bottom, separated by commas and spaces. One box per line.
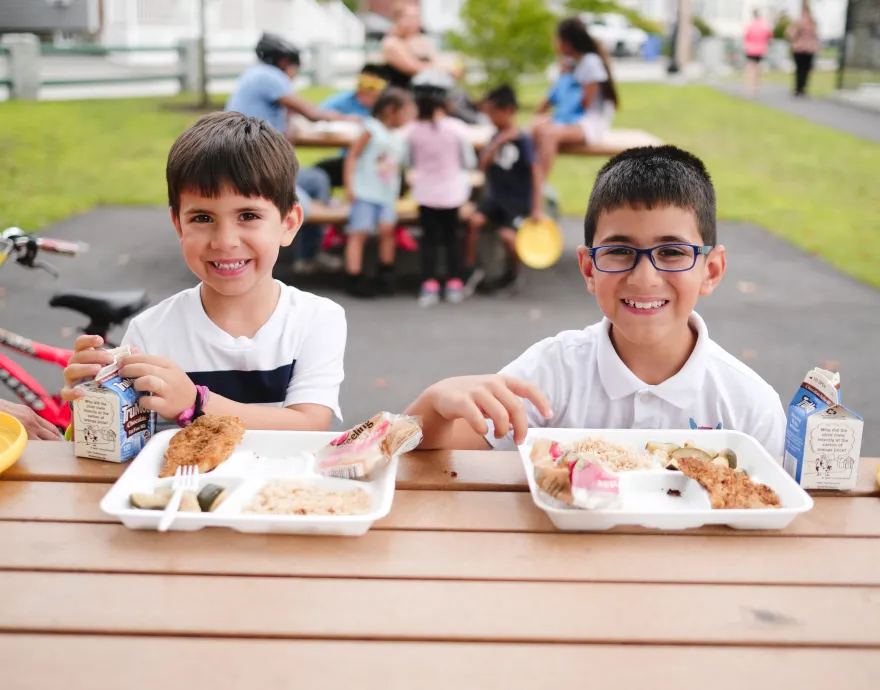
404, 71, 476, 308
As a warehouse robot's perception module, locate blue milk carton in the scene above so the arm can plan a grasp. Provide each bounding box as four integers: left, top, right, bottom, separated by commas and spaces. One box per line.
73, 345, 155, 462
783, 368, 864, 491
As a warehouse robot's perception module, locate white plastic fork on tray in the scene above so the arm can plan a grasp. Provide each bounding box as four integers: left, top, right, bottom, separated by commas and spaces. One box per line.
158, 465, 200, 532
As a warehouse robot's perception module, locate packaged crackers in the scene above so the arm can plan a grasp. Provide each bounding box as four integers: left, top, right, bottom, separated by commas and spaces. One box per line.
316, 412, 423, 480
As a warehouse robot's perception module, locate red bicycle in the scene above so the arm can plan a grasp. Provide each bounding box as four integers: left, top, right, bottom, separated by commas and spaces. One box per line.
0, 227, 149, 431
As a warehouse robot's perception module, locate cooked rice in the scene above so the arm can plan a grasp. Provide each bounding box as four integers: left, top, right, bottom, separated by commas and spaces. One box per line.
244, 482, 372, 516
563, 437, 654, 472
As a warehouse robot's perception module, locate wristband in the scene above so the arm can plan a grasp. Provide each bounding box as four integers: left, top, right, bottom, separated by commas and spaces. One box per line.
177, 385, 210, 427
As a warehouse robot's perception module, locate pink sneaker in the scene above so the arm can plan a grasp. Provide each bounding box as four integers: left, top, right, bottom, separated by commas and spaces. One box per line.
418, 279, 441, 308
445, 278, 464, 304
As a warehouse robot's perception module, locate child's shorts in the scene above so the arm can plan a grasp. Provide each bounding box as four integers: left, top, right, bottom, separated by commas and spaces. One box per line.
348, 200, 397, 234
477, 197, 529, 231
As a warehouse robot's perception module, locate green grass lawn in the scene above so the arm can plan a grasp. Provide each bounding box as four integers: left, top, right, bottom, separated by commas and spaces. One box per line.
1, 83, 878, 287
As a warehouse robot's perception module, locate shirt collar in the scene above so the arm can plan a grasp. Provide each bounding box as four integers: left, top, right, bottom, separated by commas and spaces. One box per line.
597, 312, 710, 409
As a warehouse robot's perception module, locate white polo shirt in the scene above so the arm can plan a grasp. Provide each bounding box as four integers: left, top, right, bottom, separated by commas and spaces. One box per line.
486, 312, 786, 458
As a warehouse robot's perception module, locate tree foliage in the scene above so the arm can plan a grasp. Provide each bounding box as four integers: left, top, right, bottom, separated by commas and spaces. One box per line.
448, 0, 557, 89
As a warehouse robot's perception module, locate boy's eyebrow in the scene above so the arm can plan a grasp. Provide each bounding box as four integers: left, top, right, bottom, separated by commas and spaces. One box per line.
595, 234, 694, 245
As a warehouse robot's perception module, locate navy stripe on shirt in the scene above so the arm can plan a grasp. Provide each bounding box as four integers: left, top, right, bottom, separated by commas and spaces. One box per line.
188, 362, 295, 405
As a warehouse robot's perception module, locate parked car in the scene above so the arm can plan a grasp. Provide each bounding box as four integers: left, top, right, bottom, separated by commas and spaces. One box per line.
580, 13, 648, 57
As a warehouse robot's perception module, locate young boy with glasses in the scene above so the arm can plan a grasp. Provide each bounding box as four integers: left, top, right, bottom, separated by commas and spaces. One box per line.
405, 145, 786, 457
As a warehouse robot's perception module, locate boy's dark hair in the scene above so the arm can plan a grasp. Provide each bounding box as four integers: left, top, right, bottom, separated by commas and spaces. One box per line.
371, 86, 412, 118
484, 84, 518, 110
360, 63, 389, 80
583, 145, 716, 246
167, 111, 299, 217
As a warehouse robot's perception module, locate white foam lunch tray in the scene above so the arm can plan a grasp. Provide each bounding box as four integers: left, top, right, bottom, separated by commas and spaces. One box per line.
519, 428, 813, 532
100, 429, 397, 537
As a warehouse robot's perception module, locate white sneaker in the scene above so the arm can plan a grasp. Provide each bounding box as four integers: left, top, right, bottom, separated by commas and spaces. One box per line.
315, 252, 343, 271
293, 260, 319, 275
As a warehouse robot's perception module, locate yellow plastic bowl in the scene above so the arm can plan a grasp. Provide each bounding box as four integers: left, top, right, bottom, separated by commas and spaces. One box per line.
515, 217, 564, 270
0, 411, 27, 475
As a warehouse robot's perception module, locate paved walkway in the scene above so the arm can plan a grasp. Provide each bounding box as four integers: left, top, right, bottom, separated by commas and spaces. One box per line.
1, 208, 877, 454
716, 82, 880, 142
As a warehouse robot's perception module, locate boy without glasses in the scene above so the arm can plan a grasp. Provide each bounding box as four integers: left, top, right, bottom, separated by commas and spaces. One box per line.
61, 112, 346, 431
406, 145, 786, 456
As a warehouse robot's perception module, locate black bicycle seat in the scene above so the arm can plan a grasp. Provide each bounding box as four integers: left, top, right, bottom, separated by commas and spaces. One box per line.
50, 289, 149, 326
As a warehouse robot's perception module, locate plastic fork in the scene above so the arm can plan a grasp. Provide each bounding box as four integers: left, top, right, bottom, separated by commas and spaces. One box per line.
158, 465, 200, 532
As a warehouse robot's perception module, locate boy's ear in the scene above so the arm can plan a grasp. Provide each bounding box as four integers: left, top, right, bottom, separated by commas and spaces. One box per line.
280, 203, 304, 247
699, 245, 726, 296
577, 246, 597, 294
169, 208, 183, 240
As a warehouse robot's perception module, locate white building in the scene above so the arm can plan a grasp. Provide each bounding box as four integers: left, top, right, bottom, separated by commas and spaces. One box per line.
621, 0, 847, 41
100, 0, 364, 56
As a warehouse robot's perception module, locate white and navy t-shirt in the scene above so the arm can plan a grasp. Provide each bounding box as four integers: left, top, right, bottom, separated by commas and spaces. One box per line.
121, 282, 346, 421
486, 313, 787, 458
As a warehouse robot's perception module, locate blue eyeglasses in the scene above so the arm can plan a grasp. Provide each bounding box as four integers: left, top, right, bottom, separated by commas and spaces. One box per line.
589, 244, 714, 273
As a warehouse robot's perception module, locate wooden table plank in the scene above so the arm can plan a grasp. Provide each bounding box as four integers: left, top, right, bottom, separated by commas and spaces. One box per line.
7, 442, 879, 495
3, 481, 880, 538
4, 571, 879, 647
2, 635, 878, 690
2, 521, 878, 585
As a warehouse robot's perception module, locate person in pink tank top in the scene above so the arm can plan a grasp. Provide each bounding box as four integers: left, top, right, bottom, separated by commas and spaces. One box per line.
743, 9, 773, 98
403, 71, 477, 308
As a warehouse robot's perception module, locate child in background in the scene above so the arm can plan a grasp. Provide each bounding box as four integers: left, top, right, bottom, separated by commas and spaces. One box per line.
315, 64, 390, 188
343, 87, 414, 298
533, 56, 584, 131
405, 70, 476, 308
532, 17, 619, 177
464, 85, 543, 297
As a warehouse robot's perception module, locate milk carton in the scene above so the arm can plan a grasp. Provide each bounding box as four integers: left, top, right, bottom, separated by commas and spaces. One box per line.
73, 346, 154, 462
783, 368, 864, 491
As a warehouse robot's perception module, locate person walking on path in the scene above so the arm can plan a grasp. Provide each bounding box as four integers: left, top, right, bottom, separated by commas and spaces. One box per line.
786, 2, 820, 97
743, 9, 773, 98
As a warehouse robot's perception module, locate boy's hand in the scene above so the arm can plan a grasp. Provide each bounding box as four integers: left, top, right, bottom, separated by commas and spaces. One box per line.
61, 335, 116, 402
345, 187, 356, 203
424, 374, 552, 446
119, 355, 197, 421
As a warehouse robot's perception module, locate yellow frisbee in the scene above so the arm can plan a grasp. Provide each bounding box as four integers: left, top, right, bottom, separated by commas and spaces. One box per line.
0, 411, 27, 475
515, 217, 564, 270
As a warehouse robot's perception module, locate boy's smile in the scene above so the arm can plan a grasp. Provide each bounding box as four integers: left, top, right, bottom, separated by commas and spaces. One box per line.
578, 205, 725, 350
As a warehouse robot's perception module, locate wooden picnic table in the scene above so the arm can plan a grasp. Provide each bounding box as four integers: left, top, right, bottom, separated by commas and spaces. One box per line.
293, 126, 663, 156
1, 442, 879, 689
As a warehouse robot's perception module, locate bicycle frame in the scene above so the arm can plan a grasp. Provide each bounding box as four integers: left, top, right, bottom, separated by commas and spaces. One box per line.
0, 328, 74, 430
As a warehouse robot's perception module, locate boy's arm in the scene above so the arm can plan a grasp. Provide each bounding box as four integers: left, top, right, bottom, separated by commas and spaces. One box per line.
344, 129, 371, 201
200, 396, 332, 431
478, 129, 518, 171
535, 97, 551, 114
278, 92, 354, 123
748, 392, 788, 461
404, 374, 553, 451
